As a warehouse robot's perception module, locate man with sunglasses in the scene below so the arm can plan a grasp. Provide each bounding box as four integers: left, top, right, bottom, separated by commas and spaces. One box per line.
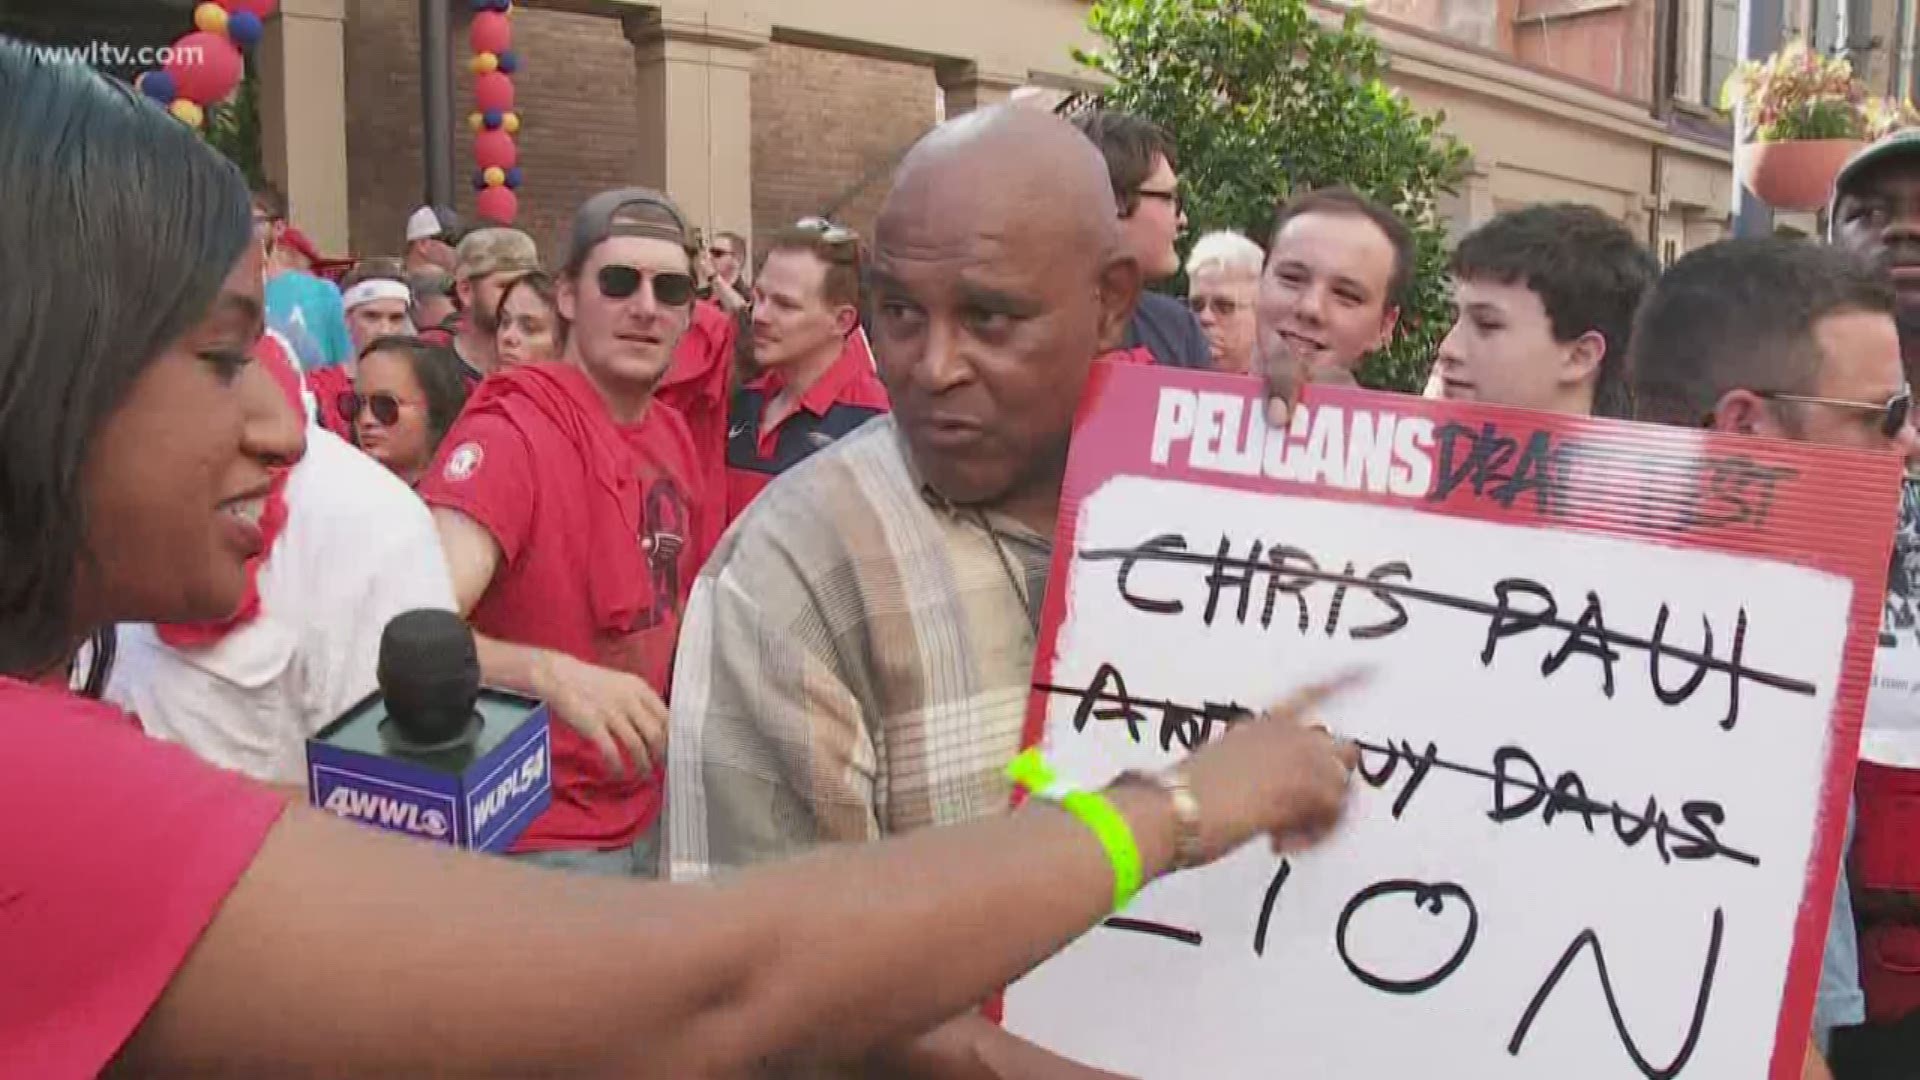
696, 229, 750, 317
1825, 131, 1920, 1077
722, 220, 889, 525
421, 188, 712, 878
1075, 109, 1211, 370
1629, 237, 1917, 1080
1185, 231, 1263, 374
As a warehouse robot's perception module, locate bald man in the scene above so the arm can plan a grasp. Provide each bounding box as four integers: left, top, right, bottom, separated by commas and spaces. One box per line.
667, 107, 1140, 1077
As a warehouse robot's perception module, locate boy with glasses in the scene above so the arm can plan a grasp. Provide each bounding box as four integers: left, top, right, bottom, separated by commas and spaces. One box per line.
1075, 109, 1211, 369
420, 188, 713, 878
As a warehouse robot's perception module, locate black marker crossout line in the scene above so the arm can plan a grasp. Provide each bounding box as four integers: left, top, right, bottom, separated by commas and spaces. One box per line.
1077, 541, 1817, 700
1032, 680, 1761, 868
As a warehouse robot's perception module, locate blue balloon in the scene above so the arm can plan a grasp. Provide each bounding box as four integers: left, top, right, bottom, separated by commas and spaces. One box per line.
497, 50, 519, 74
482, 109, 504, 130
493, 0, 514, 11
505, 167, 523, 190
469, 0, 493, 10
227, 11, 264, 48
141, 70, 177, 104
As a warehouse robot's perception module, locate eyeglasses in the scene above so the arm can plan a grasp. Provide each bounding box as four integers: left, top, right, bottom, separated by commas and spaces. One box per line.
338, 390, 409, 427
596, 264, 696, 306
708, 247, 734, 260
1755, 386, 1914, 439
1188, 296, 1244, 318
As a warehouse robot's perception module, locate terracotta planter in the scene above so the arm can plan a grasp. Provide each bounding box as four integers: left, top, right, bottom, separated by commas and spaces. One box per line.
1734, 138, 1866, 212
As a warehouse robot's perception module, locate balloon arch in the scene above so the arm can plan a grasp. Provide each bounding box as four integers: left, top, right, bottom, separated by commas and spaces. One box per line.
135, 0, 526, 227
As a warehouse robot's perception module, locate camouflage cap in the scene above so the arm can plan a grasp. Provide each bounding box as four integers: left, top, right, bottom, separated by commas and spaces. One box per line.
455, 227, 541, 280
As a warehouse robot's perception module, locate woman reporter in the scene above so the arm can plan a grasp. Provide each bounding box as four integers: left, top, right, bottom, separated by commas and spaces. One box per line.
0, 41, 1358, 1077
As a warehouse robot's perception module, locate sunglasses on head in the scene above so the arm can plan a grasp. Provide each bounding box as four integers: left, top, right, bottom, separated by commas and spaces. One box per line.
338, 390, 405, 427
1754, 385, 1914, 439
796, 216, 859, 246
596, 264, 696, 306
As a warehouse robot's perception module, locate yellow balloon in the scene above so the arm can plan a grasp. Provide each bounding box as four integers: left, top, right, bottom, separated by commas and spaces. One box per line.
193, 2, 229, 34
502, 112, 521, 135
469, 52, 498, 76
468, 111, 484, 132
170, 99, 205, 128
483, 166, 506, 187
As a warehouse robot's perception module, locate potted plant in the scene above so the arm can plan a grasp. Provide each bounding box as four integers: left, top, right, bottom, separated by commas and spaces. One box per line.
1721, 39, 1868, 211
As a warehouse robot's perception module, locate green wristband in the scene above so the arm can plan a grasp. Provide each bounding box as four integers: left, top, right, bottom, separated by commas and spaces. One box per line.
1007, 748, 1145, 912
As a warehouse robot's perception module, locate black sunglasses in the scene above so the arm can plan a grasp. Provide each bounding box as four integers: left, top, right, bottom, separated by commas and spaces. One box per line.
597, 264, 696, 306
339, 390, 404, 427
1755, 385, 1914, 439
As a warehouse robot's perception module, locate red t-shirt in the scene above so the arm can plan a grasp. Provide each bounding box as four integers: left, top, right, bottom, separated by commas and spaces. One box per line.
659, 301, 736, 553
724, 333, 890, 525
0, 678, 284, 1077
418, 363, 707, 853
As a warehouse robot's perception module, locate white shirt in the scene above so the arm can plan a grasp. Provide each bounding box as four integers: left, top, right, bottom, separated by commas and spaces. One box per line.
106, 429, 456, 785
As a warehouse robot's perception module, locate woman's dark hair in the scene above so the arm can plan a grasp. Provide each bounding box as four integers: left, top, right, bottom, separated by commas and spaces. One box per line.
494, 271, 560, 337
358, 335, 471, 446
0, 39, 254, 677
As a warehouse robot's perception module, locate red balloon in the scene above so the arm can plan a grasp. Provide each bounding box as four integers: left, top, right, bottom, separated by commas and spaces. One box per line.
165, 31, 244, 105
470, 11, 512, 56
473, 130, 518, 171
224, 0, 279, 16
476, 185, 518, 225
473, 71, 515, 114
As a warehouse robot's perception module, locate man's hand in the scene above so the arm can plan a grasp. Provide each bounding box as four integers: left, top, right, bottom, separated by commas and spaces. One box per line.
1260, 341, 1360, 428
1175, 676, 1365, 864
532, 651, 668, 776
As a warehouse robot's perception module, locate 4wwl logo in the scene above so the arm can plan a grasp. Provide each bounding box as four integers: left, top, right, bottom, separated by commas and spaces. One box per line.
322, 785, 452, 839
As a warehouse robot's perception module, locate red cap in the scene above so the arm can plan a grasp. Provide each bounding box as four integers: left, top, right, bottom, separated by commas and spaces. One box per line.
279, 226, 356, 282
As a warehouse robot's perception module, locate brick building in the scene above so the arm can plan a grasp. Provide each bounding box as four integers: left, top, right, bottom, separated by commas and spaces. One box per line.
5, 0, 1919, 266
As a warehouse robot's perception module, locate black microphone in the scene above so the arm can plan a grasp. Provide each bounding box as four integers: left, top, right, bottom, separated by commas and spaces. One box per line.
308, 609, 552, 851
376, 609, 483, 753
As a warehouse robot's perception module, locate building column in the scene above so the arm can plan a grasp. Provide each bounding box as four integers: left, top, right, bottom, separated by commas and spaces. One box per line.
936, 59, 1029, 117
624, 6, 768, 247
256, 0, 351, 256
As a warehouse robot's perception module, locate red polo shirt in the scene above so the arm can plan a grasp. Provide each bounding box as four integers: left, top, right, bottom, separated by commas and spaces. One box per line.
724, 331, 889, 526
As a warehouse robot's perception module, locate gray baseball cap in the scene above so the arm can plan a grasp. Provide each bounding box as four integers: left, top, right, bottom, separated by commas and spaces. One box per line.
564, 187, 692, 272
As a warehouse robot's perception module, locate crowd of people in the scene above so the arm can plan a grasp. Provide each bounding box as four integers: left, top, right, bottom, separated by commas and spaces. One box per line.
3, 29, 1919, 1078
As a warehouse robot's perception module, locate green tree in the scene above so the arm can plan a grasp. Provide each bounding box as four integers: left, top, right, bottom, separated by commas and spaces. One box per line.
206, 69, 267, 191
1079, 0, 1470, 391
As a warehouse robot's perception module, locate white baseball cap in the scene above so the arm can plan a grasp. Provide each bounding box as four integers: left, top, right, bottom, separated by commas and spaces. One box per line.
406, 205, 458, 244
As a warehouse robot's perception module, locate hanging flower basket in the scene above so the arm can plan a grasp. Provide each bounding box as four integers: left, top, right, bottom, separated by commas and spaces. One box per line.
1734, 138, 1865, 211
1718, 39, 1916, 210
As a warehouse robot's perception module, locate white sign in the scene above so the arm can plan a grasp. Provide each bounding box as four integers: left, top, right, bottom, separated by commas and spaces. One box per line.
1004, 368, 1896, 1080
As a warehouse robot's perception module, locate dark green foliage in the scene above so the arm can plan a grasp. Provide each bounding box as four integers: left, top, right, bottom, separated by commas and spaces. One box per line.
1080, 0, 1471, 389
